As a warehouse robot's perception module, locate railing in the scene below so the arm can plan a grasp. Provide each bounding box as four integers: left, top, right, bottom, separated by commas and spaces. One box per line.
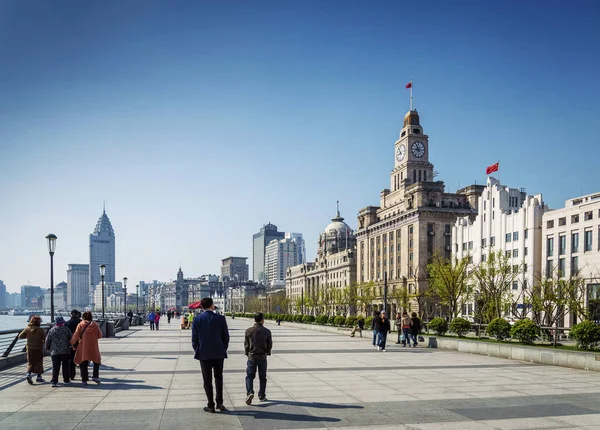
0, 325, 52, 358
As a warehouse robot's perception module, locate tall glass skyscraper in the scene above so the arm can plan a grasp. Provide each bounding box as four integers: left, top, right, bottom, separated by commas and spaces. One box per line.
89, 209, 116, 304
252, 223, 285, 282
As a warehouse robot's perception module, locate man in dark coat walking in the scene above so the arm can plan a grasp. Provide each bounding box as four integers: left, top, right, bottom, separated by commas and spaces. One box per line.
66, 309, 81, 379
192, 297, 230, 413
244, 312, 272, 405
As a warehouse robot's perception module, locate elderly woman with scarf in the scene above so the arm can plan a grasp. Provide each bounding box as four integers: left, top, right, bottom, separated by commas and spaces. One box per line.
70, 311, 102, 385
19, 315, 46, 384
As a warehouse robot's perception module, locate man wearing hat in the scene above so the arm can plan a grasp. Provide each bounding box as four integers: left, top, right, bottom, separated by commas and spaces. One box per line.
45, 317, 73, 387
66, 309, 82, 379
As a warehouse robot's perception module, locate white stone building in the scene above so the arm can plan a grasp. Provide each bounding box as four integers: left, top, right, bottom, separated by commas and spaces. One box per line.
93, 281, 123, 313
265, 237, 302, 284
67, 264, 90, 309
542, 193, 600, 325
453, 177, 545, 318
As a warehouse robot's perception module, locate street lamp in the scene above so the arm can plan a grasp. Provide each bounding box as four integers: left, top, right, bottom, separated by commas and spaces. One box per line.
100, 264, 106, 319
136, 284, 139, 314
123, 277, 128, 315
45, 234, 57, 323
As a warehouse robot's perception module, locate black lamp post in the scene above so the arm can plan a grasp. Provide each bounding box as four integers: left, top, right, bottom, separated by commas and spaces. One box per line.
123, 277, 128, 315
383, 272, 388, 316
45, 234, 57, 323
100, 264, 106, 319
136, 284, 139, 313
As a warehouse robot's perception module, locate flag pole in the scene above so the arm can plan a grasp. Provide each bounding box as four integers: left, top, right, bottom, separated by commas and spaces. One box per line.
410, 80, 413, 111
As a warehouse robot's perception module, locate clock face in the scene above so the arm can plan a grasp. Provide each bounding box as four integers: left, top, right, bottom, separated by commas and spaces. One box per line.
411, 141, 426, 158
396, 144, 405, 162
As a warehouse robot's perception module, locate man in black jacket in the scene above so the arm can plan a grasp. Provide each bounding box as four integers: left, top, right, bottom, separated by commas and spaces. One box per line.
66, 309, 81, 379
377, 310, 391, 352
244, 312, 272, 405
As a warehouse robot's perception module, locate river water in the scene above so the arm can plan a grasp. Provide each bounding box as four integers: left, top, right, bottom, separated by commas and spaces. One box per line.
0, 315, 51, 331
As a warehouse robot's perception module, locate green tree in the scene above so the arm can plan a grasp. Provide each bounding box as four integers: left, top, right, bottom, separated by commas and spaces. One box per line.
358, 281, 376, 316
390, 285, 410, 314
427, 252, 472, 320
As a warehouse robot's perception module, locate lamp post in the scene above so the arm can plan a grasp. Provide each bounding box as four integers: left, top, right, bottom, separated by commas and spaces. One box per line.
136, 284, 139, 314
100, 264, 106, 319
45, 234, 57, 323
123, 277, 128, 315
383, 272, 388, 316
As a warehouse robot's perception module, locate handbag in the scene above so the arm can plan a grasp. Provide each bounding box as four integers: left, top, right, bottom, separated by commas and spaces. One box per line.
72, 321, 92, 350
418, 335, 425, 343
399, 334, 405, 342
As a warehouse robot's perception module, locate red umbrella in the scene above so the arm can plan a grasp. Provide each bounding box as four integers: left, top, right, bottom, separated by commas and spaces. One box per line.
188, 301, 201, 310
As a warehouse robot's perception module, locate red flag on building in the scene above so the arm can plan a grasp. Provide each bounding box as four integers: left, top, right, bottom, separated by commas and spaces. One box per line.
405, 82, 412, 89
486, 162, 499, 175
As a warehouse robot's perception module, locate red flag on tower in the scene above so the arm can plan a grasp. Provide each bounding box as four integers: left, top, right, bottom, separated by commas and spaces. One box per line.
405, 82, 412, 89
486, 162, 499, 175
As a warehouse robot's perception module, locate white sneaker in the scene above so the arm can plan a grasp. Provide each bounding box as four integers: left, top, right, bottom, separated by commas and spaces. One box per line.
382, 349, 386, 352
377, 346, 381, 351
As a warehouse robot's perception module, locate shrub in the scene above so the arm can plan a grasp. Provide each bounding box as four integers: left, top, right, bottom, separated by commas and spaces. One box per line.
449, 317, 471, 337
315, 315, 328, 325
334, 315, 346, 326
345, 316, 357, 327
429, 317, 448, 336
365, 316, 374, 329
285, 314, 293, 322
327, 316, 336, 325
487, 318, 511, 341
302, 315, 315, 324
510, 319, 540, 344
293, 314, 303, 323
570, 320, 600, 350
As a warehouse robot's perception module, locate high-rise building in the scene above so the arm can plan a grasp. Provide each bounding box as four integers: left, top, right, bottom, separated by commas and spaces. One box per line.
265, 237, 302, 284
89, 208, 116, 305
93, 281, 123, 312
356, 108, 483, 314
43, 282, 68, 311
221, 257, 249, 281
8, 293, 21, 308
0, 280, 6, 309
21, 285, 43, 309
252, 223, 285, 281
285, 233, 306, 264
67, 264, 90, 309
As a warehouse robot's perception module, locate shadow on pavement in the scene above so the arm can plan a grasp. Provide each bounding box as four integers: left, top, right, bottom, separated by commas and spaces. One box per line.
231, 409, 341, 423
255, 400, 363, 410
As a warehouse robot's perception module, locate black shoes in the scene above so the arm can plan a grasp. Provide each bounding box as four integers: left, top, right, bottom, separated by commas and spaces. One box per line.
246, 393, 254, 405
259, 397, 268, 402
203, 407, 216, 413
216, 404, 227, 412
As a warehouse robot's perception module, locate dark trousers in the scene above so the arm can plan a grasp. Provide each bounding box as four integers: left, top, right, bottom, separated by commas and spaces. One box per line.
167, 316, 171, 323
245, 358, 267, 398
155, 321, 159, 330
149, 321, 155, 330
69, 349, 77, 379
51, 353, 70, 383
200, 359, 224, 408
372, 329, 379, 346
80, 361, 100, 382
378, 331, 388, 349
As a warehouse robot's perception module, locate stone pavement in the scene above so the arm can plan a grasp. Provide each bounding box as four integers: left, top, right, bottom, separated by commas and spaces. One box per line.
1, 318, 600, 429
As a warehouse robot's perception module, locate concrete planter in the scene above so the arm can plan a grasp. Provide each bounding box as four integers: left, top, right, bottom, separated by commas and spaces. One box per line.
428, 336, 600, 372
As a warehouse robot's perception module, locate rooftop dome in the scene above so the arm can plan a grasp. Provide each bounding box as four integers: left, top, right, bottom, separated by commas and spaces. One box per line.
92, 210, 115, 237
319, 203, 356, 255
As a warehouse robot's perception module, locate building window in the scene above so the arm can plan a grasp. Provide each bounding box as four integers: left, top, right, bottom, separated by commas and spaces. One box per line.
506, 233, 512, 242
524, 229, 528, 239
462, 243, 467, 251
547, 237, 554, 256
490, 236, 496, 246
468, 241, 473, 250
484, 201, 486, 210
572, 232, 579, 253
524, 263, 528, 272
559, 217, 566, 226
513, 265, 519, 274
409, 252, 413, 262
558, 258, 565, 277
409, 267, 414, 276
546, 260, 553, 278
469, 256, 473, 264
524, 247, 528, 256
492, 197, 495, 208
410, 239, 414, 248
559, 235, 566, 255
572, 214, 579, 224
547, 220, 554, 229
483, 213, 486, 222
571, 256, 578, 276
505, 250, 511, 258
513, 232, 519, 241
445, 224, 451, 234
409, 225, 413, 234
584, 211, 593, 221
482, 254, 486, 262
513, 249, 518, 258
512, 282, 518, 290
585, 230, 593, 251
482, 238, 486, 248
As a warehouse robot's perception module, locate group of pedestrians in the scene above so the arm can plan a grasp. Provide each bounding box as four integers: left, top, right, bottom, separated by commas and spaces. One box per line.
20, 310, 102, 387
367, 310, 421, 351
395, 311, 421, 347
147, 310, 161, 330
191, 297, 272, 413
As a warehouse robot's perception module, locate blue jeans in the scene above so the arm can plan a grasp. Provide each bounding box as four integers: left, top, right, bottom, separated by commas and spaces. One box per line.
402, 328, 412, 346
246, 358, 267, 398
372, 330, 379, 346
377, 331, 387, 349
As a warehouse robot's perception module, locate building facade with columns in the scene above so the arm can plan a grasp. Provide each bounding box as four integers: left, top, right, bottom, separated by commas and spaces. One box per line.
355, 109, 483, 315
286, 208, 357, 315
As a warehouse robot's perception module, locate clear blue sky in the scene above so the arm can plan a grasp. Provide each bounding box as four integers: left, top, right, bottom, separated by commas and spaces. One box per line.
1, 0, 599, 293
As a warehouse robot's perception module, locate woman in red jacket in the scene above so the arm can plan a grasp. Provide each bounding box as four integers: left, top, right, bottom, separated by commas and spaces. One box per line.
154, 311, 161, 331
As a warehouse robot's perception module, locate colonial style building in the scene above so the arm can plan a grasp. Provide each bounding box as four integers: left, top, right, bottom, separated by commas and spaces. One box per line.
542, 192, 600, 325
356, 109, 482, 314
221, 257, 249, 282
453, 177, 546, 318
286, 208, 357, 315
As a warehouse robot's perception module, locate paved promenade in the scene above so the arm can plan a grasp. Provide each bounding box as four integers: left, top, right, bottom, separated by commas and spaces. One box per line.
1, 318, 600, 429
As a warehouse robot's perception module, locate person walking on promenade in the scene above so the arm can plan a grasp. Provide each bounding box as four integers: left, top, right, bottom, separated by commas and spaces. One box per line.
154, 311, 161, 331
401, 311, 413, 347
395, 312, 402, 344
19, 315, 45, 384
148, 310, 156, 330
127, 310, 133, 325
192, 297, 229, 414
45, 316, 72, 387
371, 310, 381, 347
66, 309, 82, 380
377, 311, 391, 351
350, 317, 365, 337
167, 310, 172, 324
70, 311, 102, 386
244, 312, 272, 405
410, 312, 421, 347
188, 311, 194, 327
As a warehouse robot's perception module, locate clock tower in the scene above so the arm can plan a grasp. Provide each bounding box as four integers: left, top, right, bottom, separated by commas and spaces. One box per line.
390, 110, 434, 193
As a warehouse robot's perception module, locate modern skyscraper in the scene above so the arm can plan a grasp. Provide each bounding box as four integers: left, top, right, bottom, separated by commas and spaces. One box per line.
252, 223, 285, 281
67, 264, 90, 309
21, 285, 43, 309
265, 237, 302, 284
89, 208, 116, 305
285, 233, 306, 264
0, 280, 6, 309
221, 257, 249, 281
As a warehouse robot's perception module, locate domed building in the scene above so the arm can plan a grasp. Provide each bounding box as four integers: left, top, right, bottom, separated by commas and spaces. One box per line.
286, 205, 357, 316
